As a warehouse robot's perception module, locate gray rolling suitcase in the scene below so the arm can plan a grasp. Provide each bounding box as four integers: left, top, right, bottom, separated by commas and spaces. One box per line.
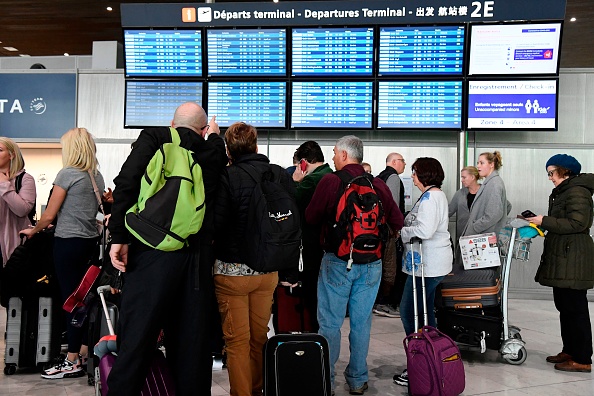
4, 296, 61, 375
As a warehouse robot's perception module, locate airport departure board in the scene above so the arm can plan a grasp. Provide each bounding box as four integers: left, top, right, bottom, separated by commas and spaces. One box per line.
207, 82, 286, 128
207, 29, 286, 76
292, 27, 374, 76
125, 81, 203, 127
378, 26, 465, 75
377, 81, 462, 129
124, 30, 202, 77
291, 82, 372, 128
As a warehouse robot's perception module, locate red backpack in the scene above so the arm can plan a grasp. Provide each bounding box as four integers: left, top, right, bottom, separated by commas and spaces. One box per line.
327, 170, 388, 270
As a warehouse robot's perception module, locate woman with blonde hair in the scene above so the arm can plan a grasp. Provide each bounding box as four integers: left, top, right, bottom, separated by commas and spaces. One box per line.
21, 127, 104, 380
0, 137, 36, 266
462, 151, 510, 238
448, 166, 481, 240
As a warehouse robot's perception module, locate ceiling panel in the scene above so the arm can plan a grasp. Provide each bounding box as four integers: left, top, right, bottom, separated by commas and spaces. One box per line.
0, 0, 590, 68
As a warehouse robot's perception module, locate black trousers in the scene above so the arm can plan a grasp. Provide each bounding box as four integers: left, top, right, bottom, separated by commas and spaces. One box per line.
553, 286, 593, 365
107, 244, 214, 395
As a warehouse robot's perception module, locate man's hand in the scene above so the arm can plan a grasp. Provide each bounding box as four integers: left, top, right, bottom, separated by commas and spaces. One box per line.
292, 168, 306, 183
208, 115, 220, 135
110, 243, 129, 272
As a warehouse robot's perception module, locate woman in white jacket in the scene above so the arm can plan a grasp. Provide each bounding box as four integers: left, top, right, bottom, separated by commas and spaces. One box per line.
393, 157, 452, 387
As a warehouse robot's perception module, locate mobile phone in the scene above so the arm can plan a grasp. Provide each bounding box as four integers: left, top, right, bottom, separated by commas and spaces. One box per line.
299, 159, 307, 172
521, 210, 537, 218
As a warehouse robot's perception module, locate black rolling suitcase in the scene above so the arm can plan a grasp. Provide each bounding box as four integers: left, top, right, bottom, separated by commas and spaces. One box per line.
263, 333, 331, 396
4, 296, 62, 375
438, 268, 500, 309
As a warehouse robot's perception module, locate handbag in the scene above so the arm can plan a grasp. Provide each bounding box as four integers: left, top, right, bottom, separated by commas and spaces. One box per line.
62, 264, 102, 313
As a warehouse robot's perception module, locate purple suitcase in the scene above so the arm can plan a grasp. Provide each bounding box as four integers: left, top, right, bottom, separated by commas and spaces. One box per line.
403, 238, 465, 396
95, 286, 176, 395
99, 350, 175, 396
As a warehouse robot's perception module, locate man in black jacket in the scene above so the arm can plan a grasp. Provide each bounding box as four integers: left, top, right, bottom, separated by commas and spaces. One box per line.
108, 102, 228, 395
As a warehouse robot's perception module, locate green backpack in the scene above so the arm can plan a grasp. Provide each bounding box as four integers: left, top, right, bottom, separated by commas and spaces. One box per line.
125, 127, 205, 251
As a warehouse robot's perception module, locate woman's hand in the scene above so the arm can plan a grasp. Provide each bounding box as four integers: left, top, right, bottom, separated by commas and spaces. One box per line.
526, 215, 544, 226
19, 227, 36, 239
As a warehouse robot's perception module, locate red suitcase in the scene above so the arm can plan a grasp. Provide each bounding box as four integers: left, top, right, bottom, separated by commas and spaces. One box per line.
274, 284, 313, 333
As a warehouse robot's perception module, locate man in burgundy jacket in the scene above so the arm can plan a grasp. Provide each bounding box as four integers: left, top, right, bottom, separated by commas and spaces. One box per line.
306, 135, 404, 396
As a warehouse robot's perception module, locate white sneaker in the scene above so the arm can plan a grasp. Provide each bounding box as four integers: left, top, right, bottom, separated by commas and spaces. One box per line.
41, 358, 84, 379
393, 369, 408, 386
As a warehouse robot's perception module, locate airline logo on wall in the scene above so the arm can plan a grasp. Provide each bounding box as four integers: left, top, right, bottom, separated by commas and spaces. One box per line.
0, 73, 76, 140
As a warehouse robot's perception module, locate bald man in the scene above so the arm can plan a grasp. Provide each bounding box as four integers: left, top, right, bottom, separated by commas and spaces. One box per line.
374, 152, 407, 318
108, 103, 228, 395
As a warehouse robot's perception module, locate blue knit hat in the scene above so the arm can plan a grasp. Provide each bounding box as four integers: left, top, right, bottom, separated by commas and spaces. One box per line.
545, 154, 581, 175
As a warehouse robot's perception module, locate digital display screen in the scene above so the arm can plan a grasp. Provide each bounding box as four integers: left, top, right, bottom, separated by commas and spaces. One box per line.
378, 25, 464, 75
291, 82, 372, 128
207, 28, 286, 76
467, 80, 557, 129
207, 82, 286, 128
292, 27, 373, 76
469, 23, 561, 75
377, 81, 462, 129
124, 30, 202, 77
125, 81, 203, 128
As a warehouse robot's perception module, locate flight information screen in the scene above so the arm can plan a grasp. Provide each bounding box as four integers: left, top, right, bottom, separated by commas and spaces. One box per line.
125, 81, 203, 127
207, 28, 286, 76
377, 81, 462, 129
207, 82, 286, 128
292, 27, 374, 76
124, 30, 202, 77
469, 23, 562, 75
378, 26, 465, 75
467, 80, 557, 129
291, 82, 372, 128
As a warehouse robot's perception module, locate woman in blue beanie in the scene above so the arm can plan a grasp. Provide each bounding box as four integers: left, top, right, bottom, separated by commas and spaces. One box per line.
525, 154, 594, 373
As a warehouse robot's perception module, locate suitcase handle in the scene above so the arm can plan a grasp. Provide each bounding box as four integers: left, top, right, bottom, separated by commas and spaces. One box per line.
407, 238, 427, 330
452, 296, 482, 301
454, 303, 483, 309
97, 285, 116, 336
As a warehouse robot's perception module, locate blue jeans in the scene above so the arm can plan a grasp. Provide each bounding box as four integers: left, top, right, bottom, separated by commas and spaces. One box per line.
400, 274, 445, 336
317, 253, 381, 390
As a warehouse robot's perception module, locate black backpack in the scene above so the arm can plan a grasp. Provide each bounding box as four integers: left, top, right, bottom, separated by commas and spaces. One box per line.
238, 163, 302, 273
15, 172, 36, 225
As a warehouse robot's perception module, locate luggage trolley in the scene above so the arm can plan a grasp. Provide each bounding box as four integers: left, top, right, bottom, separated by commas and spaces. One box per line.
436, 218, 540, 365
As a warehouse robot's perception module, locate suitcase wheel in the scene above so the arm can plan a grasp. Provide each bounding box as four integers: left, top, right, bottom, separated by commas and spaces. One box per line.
4, 365, 17, 375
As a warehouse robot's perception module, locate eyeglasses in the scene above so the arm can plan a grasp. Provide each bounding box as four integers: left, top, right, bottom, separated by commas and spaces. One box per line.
547, 169, 556, 177
201, 124, 210, 132
396, 159, 406, 163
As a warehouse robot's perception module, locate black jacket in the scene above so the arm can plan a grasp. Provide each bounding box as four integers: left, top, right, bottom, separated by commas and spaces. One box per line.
536, 173, 594, 289
109, 127, 228, 248
213, 153, 296, 265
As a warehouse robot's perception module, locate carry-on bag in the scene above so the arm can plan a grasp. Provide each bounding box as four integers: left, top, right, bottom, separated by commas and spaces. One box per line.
273, 283, 313, 333
263, 333, 331, 396
4, 296, 61, 375
86, 294, 119, 386
93, 285, 175, 395
403, 237, 465, 396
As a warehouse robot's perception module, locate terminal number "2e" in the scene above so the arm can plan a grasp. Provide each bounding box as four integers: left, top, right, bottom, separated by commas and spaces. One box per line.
471, 1, 494, 18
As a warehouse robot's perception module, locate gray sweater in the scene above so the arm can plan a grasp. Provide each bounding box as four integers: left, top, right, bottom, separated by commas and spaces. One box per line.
462, 171, 510, 237
449, 187, 472, 240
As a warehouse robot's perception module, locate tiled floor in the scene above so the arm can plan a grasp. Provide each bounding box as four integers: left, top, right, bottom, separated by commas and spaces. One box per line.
1, 299, 593, 395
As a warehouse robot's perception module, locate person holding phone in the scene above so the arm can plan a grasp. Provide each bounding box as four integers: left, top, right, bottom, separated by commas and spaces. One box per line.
290, 141, 332, 332
525, 154, 594, 373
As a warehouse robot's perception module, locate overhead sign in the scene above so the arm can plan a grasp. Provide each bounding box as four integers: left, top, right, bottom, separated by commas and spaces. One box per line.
121, 0, 567, 27
0, 73, 77, 140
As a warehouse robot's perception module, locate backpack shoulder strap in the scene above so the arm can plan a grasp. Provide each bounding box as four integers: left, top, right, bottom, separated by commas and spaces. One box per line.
15, 172, 25, 193
169, 127, 181, 146
236, 162, 262, 184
